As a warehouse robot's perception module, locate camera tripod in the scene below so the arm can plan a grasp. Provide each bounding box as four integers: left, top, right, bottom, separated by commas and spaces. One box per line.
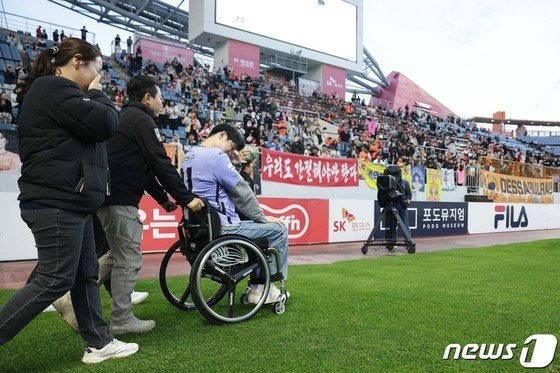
361, 204, 416, 254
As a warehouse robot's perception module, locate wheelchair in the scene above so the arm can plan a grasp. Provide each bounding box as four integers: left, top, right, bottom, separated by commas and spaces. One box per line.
159, 205, 288, 324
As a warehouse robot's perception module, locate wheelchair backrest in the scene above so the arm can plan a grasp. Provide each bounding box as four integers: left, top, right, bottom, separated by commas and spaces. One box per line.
182, 206, 222, 250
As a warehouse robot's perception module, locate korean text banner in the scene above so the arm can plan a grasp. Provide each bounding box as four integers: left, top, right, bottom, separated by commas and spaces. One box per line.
359, 162, 386, 189
480, 170, 554, 204
261, 148, 359, 186
373, 201, 468, 238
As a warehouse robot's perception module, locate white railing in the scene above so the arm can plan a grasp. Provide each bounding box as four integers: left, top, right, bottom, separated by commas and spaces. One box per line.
0, 11, 96, 45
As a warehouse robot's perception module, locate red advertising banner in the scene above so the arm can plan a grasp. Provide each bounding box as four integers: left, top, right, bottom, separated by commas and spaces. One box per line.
322, 64, 346, 98
258, 197, 329, 245
228, 39, 260, 78
261, 148, 359, 186
137, 195, 330, 251
135, 38, 194, 66
138, 196, 182, 252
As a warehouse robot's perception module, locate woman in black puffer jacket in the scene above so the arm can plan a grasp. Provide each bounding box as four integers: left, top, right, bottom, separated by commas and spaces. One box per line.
0, 38, 139, 365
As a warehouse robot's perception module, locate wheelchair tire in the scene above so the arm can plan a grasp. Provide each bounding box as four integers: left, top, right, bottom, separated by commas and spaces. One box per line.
190, 235, 270, 324
159, 240, 227, 311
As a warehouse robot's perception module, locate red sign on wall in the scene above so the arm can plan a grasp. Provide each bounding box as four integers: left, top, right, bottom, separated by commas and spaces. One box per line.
138, 195, 331, 251
135, 38, 194, 66
228, 39, 260, 78
138, 196, 182, 252
322, 64, 346, 98
261, 148, 359, 187
258, 197, 329, 245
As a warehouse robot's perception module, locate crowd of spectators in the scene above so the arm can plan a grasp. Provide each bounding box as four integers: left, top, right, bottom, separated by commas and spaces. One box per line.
114, 50, 559, 172
2, 26, 559, 174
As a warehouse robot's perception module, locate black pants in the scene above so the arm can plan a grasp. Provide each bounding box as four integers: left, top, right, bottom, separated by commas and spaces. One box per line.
26, 214, 112, 294
0, 209, 112, 348
384, 208, 411, 241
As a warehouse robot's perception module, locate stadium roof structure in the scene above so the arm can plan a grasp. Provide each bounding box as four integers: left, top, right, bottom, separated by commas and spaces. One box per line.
48, 0, 389, 95
468, 117, 560, 127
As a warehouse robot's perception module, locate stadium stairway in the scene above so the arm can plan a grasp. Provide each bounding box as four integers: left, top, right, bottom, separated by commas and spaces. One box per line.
109, 57, 131, 83
19, 48, 31, 72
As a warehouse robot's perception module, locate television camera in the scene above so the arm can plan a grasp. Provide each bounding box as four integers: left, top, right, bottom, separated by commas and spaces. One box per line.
361, 166, 416, 254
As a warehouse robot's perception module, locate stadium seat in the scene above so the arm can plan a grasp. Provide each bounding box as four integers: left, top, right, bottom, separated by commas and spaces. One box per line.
161, 128, 173, 139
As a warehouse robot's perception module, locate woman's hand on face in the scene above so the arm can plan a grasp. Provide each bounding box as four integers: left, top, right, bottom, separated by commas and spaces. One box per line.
88, 73, 103, 91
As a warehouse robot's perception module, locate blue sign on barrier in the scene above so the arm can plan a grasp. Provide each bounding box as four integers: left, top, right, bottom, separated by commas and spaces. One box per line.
373, 201, 469, 238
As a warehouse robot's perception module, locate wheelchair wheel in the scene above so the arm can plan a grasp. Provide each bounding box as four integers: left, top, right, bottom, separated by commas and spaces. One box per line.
190, 235, 270, 324
159, 240, 228, 311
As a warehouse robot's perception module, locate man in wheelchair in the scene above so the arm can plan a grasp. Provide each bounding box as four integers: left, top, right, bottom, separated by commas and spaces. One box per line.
181, 124, 289, 304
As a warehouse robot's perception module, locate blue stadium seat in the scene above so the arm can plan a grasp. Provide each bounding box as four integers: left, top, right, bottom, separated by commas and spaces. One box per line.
161, 128, 173, 139
174, 130, 186, 140
0, 123, 15, 131
9, 45, 20, 61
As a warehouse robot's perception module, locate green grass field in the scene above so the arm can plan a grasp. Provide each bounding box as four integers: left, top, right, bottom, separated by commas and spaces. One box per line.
1, 239, 559, 372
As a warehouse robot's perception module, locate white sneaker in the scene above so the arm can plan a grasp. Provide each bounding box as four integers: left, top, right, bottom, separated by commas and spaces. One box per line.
43, 304, 57, 313
247, 283, 290, 305
52, 292, 79, 331
82, 338, 139, 364
131, 291, 149, 305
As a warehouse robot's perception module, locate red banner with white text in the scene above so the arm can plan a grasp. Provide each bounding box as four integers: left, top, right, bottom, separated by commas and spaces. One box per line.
138, 196, 182, 252
261, 148, 359, 186
258, 197, 329, 245
137, 195, 331, 252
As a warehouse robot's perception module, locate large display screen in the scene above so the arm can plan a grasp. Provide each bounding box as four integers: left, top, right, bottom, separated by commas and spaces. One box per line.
215, 0, 358, 62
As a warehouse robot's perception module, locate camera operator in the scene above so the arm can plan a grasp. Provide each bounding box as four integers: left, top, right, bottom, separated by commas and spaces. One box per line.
379, 165, 412, 242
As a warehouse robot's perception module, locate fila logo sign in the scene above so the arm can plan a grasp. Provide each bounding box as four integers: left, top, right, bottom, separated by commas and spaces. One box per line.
494, 205, 528, 229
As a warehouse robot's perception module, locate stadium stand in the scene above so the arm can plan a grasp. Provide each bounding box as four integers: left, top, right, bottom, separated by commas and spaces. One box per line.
1, 25, 559, 171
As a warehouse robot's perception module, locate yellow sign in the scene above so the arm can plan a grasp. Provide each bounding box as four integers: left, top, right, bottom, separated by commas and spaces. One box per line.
426, 168, 442, 201
480, 170, 554, 204
359, 163, 414, 189
359, 162, 386, 189
401, 164, 412, 186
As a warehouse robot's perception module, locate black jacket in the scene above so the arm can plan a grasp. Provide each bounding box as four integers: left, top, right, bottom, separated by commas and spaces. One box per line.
18, 76, 118, 213
104, 101, 195, 207
290, 141, 304, 154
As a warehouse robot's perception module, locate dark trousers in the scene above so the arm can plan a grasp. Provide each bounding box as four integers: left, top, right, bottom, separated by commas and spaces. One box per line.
385, 208, 411, 241
0, 209, 112, 348
26, 214, 112, 294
